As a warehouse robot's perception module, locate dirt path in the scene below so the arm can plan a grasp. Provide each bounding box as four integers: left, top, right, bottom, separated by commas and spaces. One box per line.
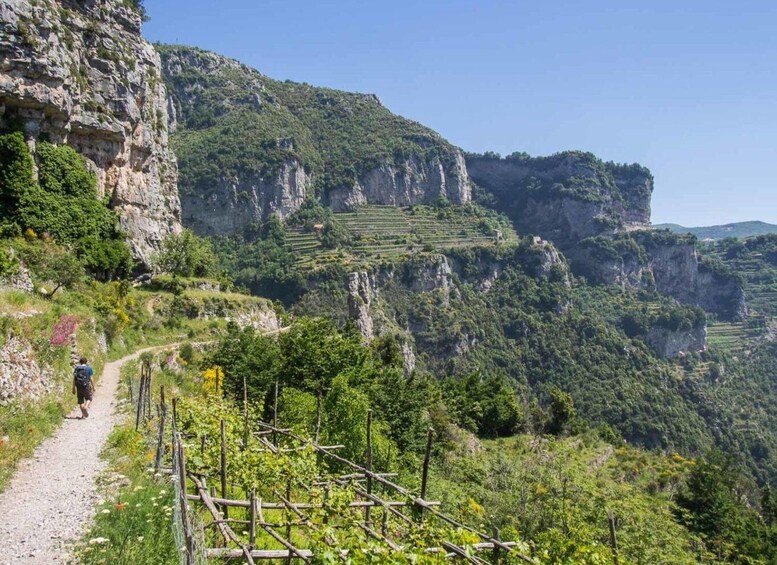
0, 345, 171, 564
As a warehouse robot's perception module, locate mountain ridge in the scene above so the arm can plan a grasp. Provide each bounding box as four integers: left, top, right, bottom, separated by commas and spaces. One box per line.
655, 220, 777, 240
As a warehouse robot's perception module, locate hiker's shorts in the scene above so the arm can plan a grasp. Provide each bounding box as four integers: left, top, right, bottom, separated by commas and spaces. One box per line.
77, 385, 93, 404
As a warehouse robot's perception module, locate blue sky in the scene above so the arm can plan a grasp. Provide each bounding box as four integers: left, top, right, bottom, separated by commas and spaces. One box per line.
144, 1, 777, 226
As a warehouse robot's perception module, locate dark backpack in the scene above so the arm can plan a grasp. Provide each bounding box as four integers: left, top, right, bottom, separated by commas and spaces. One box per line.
74, 365, 91, 387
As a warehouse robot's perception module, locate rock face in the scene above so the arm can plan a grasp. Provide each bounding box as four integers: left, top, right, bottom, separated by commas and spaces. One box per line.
0, 336, 55, 405
327, 152, 471, 212
159, 45, 471, 236
183, 159, 311, 235
347, 271, 374, 340
646, 324, 707, 358
466, 151, 652, 248
578, 232, 747, 321
0, 0, 181, 263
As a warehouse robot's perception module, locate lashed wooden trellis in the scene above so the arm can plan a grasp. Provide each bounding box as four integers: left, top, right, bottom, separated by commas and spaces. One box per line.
121, 357, 528, 565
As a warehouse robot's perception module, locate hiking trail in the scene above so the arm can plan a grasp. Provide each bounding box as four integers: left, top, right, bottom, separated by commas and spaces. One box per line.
0, 345, 171, 564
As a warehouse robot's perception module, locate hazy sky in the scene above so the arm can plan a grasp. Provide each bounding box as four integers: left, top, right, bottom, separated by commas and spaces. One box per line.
144, 1, 777, 226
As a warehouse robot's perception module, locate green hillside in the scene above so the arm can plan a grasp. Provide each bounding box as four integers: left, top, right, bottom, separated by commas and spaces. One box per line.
158, 44, 465, 199
656, 220, 777, 240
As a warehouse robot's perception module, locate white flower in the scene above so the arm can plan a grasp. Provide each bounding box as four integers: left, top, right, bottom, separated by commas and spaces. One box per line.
89, 537, 109, 545
158, 490, 166, 495
135, 503, 142, 508
137, 536, 144, 542
133, 486, 143, 492
101, 509, 110, 514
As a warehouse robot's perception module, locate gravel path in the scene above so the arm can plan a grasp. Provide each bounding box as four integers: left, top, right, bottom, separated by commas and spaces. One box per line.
0, 346, 165, 564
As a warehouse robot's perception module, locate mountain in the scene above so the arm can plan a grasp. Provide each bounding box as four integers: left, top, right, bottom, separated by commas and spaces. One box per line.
655, 220, 777, 240
0, 0, 181, 264
159, 45, 470, 236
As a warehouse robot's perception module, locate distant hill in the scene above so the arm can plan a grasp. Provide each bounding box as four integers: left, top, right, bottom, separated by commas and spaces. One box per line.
654, 221, 777, 240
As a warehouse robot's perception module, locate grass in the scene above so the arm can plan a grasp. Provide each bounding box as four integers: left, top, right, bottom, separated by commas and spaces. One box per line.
0, 400, 67, 491
75, 350, 205, 564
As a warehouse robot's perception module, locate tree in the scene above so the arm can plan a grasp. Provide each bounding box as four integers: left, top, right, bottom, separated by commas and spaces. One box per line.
152, 229, 217, 278
546, 386, 576, 435
30, 244, 85, 296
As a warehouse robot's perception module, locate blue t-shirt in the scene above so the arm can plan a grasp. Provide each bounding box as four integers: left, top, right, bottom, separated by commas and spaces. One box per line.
74, 364, 94, 387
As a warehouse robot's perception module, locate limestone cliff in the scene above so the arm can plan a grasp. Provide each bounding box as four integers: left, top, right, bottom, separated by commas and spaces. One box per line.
159, 45, 470, 236
646, 324, 707, 359
577, 231, 748, 321
466, 151, 652, 248
0, 0, 181, 263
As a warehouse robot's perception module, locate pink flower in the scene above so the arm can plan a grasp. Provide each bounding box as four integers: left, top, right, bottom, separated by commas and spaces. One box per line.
49, 315, 78, 346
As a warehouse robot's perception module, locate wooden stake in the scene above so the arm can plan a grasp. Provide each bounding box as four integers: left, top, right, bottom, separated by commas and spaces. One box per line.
272, 380, 279, 445
420, 428, 433, 505
249, 489, 257, 550
220, 419, 229, 519
177, 439, 195, 565
134, 370, 144, 431
315, 390, 322, 444
285, 479, 292, 565
492, 527, 501, 564
366, 410, 373, 524
607, 509, 619, 565
154, 386, 167, 473
242, 375, 249, 450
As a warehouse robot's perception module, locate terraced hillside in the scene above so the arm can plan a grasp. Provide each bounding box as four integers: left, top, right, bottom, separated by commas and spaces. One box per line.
702, 235, 777, 353
287, 204, 516, 268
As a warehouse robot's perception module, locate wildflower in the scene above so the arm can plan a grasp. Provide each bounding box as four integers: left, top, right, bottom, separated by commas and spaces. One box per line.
137, 536, 144, 542
136, 503, 142, 507
88, 537, 109, 545
101, 509, 110, 514
159, 490, 166, 495
115, 503, 127, 511
133, 486, 143, 492
152, 503, 158, 507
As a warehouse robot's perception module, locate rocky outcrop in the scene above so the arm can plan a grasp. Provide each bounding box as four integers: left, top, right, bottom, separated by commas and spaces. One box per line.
347, 271, 374, 340
646, 324, 707, 358
466, 152, 652, 248
182, 159, 311, 235
578, 232, 747, 321
0, 0, 181, 263
649, 243, 747, 321
0, 264, 33, 293
327, 152, 471, 211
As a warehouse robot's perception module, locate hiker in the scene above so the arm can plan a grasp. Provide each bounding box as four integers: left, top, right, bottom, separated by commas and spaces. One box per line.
73, 357, 95, 419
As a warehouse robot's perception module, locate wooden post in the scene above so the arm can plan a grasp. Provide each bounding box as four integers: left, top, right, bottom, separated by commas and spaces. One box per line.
249, 489, 257, 550
128, 374, 133, 404
135, 370, 144, 431
420, 428, 433, 501
272, 380, 279, 445
285, 479, 293, 565
365, 410, 373, 524
220, 419, 229, 519
315, 390, 322, 444
155, 385, 167, 473
200, 435, 206, 458
492, 527, 501, 564
323, 485, 330, 525
242, 375, 249, 450
607, 510, 619, 565
171, 397, 178, 433
177, 439, 195, 565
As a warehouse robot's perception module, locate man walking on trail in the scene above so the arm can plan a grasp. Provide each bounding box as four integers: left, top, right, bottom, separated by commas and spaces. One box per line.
73, 357, 95, 419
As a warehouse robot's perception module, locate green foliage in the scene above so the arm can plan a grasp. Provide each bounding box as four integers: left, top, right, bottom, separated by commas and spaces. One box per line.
10, 238, 85, 295
546, 386, 576, 436
0, 133, 131, 279
676, 449, 777, 562
443, 373, 524, 438
152, 229, 217, 278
